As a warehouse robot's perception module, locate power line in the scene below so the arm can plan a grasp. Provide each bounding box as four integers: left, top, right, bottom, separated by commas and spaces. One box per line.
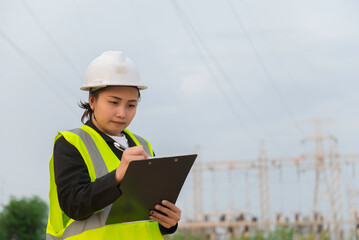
173, 9, 285, 150
18, 0, 83, 81
226, 0, 305, 136
170, 0, 293, 155
72, 0, 96, 52
170, 0, 258, 143
239, 0, 295, 82
0, 29, 78, 111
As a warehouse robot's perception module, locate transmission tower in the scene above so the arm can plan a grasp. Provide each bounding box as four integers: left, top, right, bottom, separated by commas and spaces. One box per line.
183, 121, 359, 238
303, 119, 344, 238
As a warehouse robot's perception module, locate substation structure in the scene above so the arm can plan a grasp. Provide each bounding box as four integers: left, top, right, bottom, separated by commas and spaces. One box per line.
177, 122, 359, 240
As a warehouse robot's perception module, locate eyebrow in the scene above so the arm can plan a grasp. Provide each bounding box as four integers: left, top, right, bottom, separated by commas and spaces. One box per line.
108, 96, 138, 102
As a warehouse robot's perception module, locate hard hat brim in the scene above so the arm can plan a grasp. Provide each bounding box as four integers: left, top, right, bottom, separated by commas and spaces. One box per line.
80, 83, 148, 91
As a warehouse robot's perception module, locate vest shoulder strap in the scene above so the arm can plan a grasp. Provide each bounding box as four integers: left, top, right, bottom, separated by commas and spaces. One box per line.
67, 128, 109, 178
123, 129, 154, 156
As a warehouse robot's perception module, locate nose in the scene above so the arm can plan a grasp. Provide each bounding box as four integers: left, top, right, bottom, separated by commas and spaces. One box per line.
116, 105, 126, 119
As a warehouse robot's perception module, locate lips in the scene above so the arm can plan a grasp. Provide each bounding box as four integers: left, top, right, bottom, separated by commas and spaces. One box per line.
113, 121, 126, 125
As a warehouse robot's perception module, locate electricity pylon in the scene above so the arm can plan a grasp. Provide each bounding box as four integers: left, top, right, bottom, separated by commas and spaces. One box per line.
303, 119, 343, 239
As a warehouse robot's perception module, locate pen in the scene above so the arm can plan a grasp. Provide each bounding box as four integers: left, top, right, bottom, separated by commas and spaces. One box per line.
113, 142, 127, 152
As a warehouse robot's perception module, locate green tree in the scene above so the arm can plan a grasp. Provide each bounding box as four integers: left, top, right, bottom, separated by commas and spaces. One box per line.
0, 195, 48, 240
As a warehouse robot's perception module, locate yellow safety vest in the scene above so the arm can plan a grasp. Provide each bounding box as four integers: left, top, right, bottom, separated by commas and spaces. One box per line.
46, 125, 163, 240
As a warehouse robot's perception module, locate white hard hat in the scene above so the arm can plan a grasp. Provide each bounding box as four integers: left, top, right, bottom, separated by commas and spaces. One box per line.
81, 51, 147, 91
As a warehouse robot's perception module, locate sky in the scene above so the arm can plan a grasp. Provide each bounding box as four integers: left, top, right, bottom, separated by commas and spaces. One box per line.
1, 0, 359, 222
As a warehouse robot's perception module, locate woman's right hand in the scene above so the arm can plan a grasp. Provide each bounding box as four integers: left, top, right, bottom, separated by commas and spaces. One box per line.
115, 146, 149, 184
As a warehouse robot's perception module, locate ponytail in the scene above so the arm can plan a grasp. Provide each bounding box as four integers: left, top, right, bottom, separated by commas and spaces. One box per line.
78, 101, 93, 124
78, 88, 103, 124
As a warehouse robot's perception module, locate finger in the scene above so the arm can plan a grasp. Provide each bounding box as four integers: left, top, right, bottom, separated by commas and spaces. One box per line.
149, 215, 172, 229
161, 200, 181, 215
154, 204, 180, 222
149, 211, 176, 229
125, 146, 149, 159
121, 147, 149, 163
119, 154, 146, 165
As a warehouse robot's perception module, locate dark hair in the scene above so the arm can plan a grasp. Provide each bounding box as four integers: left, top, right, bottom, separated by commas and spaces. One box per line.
78, 86, 141, 124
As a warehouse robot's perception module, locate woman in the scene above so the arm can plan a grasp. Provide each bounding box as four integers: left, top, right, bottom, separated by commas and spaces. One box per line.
46, 51, 181, 239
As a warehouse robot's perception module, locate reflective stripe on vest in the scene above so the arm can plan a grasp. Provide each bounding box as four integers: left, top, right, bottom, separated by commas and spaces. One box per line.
46, 127, 158, 240
70, 128, 108, 177
123, 129, 153, 156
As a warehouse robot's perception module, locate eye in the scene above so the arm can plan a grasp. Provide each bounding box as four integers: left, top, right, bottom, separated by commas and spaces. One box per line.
128, 104, 137, 108
109, 101, 118, 105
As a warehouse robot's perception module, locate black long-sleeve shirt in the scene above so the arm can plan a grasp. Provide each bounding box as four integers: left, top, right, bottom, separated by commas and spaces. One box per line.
53, 120, 177, 235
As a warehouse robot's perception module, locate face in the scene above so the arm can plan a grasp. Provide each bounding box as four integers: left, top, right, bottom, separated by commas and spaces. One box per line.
89, 86, 139, 136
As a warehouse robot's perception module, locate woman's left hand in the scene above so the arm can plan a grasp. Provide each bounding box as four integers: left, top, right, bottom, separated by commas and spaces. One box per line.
149, 200, 181, 229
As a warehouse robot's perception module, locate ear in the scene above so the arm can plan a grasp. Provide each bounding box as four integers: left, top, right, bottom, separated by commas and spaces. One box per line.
89, 95, 95, 110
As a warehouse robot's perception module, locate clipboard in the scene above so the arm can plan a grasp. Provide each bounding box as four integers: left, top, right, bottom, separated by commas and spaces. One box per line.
106, 153, 197, 225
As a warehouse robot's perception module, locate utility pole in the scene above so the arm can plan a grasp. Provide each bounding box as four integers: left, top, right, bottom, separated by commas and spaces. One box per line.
193, 145, 203, 221
258, 141, 270, 229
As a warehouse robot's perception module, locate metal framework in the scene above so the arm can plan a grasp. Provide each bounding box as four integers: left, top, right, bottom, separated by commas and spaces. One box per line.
181, 121, 359, 239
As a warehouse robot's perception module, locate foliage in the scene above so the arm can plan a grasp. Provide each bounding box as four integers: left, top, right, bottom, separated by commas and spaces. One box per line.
173, 226, 331, 240
0, 229, 4, 240
238, 227, 329, 240
0, 195, 48, 240
298, 231, 330, 240
171, 231, 208, 240
242, 227, 295, 240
